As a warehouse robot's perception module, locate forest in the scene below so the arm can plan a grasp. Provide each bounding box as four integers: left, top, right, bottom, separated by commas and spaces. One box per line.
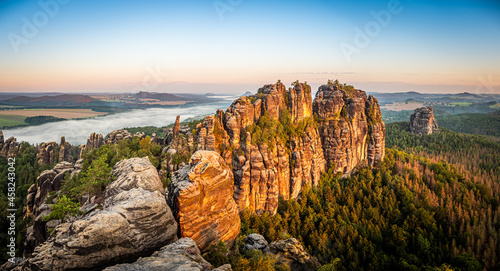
239, 123, 499, 270
0, 121, 499, 270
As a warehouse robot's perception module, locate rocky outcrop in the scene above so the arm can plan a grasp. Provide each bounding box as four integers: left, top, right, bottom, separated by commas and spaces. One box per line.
58, 136, 73, 163
24, 161, 82, 255
106, 129, 133, 144
104, 238, 231, 271
168, 151, 240, 252
36, 142, 58, 166
19, 157, 178, 271
193, 83, 326, 215
243, 233, 269, 252
410, 106, 439, 135
161, 116, 196, 173
268, 238, 320, 271
313, 84, 385, 173
242, 234, 319, 271
0, 131, 21, 159
86, 132, 104, 151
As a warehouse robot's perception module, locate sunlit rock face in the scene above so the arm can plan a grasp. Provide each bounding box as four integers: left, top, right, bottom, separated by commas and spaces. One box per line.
168, 151, 241, 252
313, 84, 385, 173
169, 82, 385, 215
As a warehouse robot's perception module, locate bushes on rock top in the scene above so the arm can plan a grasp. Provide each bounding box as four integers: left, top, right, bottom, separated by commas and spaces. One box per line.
58, 136, 163, 211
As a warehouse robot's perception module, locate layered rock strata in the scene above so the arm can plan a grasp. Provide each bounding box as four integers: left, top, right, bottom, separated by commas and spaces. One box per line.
313, 84, 385, 173
168, 151, 240, 252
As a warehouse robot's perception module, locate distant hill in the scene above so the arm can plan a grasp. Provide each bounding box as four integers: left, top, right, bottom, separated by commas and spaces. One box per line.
436, 110, 500, 137
134, 91, 187, 101
0, 94, 101, 107
370, 91, 500, 105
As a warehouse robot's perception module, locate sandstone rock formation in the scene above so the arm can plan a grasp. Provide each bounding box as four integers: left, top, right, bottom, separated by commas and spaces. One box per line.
24, 160, 83, 255
242, 234, 319, 271
186, 82, 384, 215
192, 83, 325, 215
161, 116, 195, 173
58, 136, 73, 163
18, 157, 178, 270
313, 84, 385, 173
86, 132, 104, 151
104, 238, 232, 271
168, 151, 240, 252
410, 106, 439, 135
243, 233, 269, 252
268, 238, 320, 271
106, 129, 133, 144
36, 142, 58, 165
0, 131, 20, 158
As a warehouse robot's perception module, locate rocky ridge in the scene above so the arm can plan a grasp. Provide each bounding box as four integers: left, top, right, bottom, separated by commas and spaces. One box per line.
163, 82, 385, 215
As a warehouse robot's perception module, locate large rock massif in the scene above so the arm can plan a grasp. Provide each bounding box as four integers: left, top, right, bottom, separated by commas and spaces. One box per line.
410, 106, 439, 135
166, 82, 385, 215
168, 151, 241, 252
17, 157, 178, 271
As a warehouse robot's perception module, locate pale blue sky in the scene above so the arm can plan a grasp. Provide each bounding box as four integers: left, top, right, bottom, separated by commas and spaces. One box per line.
0, 0, 499, 94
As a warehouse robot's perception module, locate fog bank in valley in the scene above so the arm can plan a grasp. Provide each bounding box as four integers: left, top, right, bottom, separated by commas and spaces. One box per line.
2, 98, 234, 146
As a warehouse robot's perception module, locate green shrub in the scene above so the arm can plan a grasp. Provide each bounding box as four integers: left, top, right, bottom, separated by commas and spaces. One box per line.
42, 195, 81, 222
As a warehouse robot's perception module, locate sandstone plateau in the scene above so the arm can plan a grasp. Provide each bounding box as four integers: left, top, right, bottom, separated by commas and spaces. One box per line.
410, 106, 439, 135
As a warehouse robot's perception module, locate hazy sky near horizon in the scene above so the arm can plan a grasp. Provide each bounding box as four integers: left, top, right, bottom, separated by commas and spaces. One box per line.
0, 0, 499, 94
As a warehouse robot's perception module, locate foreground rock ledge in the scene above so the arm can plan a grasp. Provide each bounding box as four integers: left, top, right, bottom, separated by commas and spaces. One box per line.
105, 238, 232, 271
16, 157, 178, 271
168, 151, 241, 252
